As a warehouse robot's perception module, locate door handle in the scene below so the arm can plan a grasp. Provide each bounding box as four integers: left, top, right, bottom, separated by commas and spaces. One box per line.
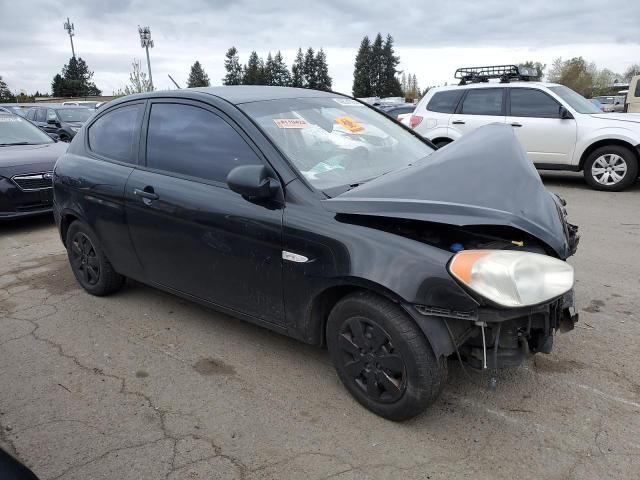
510, 122, 523, 127
133, 187, 159, 203
452, 120, 466, 125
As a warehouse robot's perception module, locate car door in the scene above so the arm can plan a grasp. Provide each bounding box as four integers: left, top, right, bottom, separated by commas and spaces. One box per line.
506, 88, 577, 166
124, 100, 285, 325
449, 88, 506, 136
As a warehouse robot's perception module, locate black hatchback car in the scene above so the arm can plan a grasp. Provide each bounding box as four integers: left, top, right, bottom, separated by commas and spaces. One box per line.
0, 113, 67, 219
25, 105, 93, 142
53, 87, 579, 420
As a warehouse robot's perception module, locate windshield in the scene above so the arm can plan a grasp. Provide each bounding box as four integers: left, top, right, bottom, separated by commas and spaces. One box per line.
0, 115, 54, 145
56, 108, 93, 122
549, 85, 602, 114
240, 97, 435, 193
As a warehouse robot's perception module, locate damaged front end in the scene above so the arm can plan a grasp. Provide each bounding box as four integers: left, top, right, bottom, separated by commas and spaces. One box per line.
324, 124, 580, 369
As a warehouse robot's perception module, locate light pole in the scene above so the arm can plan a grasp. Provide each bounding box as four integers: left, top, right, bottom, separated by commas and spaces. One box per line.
63, 17, 75, 58
138, 26, 154, 91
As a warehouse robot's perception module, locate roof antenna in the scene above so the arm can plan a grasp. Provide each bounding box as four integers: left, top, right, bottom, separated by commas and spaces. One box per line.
168, 74, 181, 89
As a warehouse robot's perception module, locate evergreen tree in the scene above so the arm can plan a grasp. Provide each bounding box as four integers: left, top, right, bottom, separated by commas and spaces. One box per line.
187, 61, 210, 88
264, 52, 275, 86
303, 47, 317, 89
244, 51, 266, 85
0, 76, 14, 102
400, 72, 407, 96
314, 49, 332, 91
223, 47, 243, 85
291, 48, 305, 87
352, 36, 372, 97
381, 34, 402, 97
270, 51, 291, 86
54, 56, 101, 97
51, 74, 64, 97
370, 33, 385, 96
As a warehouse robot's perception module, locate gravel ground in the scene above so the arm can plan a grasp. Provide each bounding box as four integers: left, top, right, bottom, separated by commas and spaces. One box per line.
0, 172, 639, 480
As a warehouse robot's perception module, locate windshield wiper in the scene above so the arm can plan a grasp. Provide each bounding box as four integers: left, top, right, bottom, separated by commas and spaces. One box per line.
0, 142, 30, 146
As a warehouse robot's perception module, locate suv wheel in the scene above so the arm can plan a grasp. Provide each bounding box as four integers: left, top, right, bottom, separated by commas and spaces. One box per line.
66, 221, 125, 296
326, 291, 447, 421
583, 145, 638, 191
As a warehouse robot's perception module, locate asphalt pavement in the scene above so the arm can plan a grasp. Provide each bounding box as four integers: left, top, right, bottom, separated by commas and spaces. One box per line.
1, 172, 639, 479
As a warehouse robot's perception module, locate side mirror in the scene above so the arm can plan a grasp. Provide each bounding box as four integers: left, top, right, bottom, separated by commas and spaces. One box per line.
559, 106, 574, 119
227, 165, 279, 200
48, 133, 60, 142
47, 118, 57, 125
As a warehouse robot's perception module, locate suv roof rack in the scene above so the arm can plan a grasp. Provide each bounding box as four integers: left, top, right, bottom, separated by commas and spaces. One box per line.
454, 65, 538, 85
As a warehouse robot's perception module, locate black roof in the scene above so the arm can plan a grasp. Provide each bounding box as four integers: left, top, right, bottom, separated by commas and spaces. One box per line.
192, 86, 343, 104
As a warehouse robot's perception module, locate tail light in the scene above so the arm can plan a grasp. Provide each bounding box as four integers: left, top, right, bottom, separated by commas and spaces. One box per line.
409, 115, 423, 129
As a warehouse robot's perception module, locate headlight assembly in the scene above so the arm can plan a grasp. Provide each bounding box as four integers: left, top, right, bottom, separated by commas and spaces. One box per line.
448, 250, 574, 308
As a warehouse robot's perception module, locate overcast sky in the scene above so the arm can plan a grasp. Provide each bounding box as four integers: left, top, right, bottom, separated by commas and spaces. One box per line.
2, 0, 639, 96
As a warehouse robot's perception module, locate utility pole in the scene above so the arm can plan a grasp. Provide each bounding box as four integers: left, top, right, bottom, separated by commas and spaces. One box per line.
63, 17, 75, 58
138, 26, 154, 91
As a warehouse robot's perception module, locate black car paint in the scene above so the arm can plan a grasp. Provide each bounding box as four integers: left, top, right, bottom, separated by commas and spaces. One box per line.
26, 106, 89, 141
0, 142, 67, 219
53, 87, 577, 362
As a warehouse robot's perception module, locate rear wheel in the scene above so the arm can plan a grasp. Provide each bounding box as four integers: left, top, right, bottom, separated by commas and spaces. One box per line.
326, 291, 447, 421
583, 145, 638, 191
66, 221, 125, 296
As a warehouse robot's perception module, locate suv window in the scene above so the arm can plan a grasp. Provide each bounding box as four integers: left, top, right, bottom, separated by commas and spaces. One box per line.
427, 91, 463, 113
510, 89, 560, 118
36, 108, 47, 122
26, 109, 35, 121
46, 109, 58, 122
460, 89, 503, 115
145, 103, 262, 184
88, 104, 143, 163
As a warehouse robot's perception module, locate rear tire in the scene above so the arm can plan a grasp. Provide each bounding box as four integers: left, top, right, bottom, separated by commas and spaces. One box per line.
66, 221, 125, 296
326, 291, 447, 421
583, 145, 638, 191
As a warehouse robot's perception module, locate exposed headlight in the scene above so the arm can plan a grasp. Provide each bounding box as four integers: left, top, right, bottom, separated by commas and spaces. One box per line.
448, 250, 574, 308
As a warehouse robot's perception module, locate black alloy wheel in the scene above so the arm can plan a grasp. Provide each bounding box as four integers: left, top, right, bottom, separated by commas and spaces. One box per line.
70, 232, 101, 286
338, 317, 406, 403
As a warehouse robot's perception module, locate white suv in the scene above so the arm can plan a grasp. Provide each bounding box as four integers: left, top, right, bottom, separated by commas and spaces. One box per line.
410, 80, 640, 191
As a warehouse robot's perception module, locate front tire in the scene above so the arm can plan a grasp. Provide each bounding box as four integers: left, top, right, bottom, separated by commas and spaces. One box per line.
66, 221, 125, 296
583, 145, 638, 191
326, 292, 447, 421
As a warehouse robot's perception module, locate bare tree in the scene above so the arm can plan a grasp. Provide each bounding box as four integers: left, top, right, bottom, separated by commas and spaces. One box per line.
117, 59, 153, 95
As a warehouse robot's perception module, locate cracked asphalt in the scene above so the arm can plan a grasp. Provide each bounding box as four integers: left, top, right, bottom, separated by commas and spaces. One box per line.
1, 172, 639, 480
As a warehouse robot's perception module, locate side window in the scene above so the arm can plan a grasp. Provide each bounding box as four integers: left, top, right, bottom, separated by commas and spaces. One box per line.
36, 109, 47, 122
26, 109, 35, 120
460, 89, 503, 115
427, 91, 463, 113
46, 109, 58, 122
510, 89, 560, 118
88, 104, 143, 163
145, 103, 262, 184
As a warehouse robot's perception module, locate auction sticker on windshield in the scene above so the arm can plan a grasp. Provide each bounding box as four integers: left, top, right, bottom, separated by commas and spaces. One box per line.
335, 116, 365, 134
273, 118, 310, 129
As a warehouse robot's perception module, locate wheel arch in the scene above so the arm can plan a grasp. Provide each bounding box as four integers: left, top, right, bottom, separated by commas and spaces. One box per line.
307, 280, 456, 359
578, 138, 640, 170
431, 137, 453, 146
58, 210, 83, 247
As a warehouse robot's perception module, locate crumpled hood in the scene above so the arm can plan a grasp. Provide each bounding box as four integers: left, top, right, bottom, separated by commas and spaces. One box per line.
0, 142, 68, 178
323, 124, 571, 258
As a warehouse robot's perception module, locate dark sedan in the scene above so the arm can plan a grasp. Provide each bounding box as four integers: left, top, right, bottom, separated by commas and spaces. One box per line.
53, 87, 578, 420
25, 105, 93, 142
0, 113, 67, 220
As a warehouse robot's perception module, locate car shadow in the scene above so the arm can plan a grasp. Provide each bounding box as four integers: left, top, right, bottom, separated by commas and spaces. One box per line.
0, 214, 55, 235
539, 171, 640, 192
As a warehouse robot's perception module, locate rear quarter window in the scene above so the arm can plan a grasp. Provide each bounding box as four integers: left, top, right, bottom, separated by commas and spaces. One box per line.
426, 90, 463, 113
88, 104, 144, 164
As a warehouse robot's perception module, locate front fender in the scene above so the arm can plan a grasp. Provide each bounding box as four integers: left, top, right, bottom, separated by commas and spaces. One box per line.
574, 127, 640, 164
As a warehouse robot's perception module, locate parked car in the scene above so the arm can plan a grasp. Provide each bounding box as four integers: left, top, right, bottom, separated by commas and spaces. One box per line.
62, 100, 101, 109
589, 98, 605, 112
0, 104, 28, 117
378, 103, 416, 122
594, 96, 624, 113
410, 65, 640, 191
53, 86, 578, 421
0, 112, 67, 219
25, 105, 93, 142
625, 75, 640, 113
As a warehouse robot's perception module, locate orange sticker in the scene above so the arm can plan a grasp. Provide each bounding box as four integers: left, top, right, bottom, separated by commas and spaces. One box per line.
335, 116, 365, 134
273, 118, 310, 129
